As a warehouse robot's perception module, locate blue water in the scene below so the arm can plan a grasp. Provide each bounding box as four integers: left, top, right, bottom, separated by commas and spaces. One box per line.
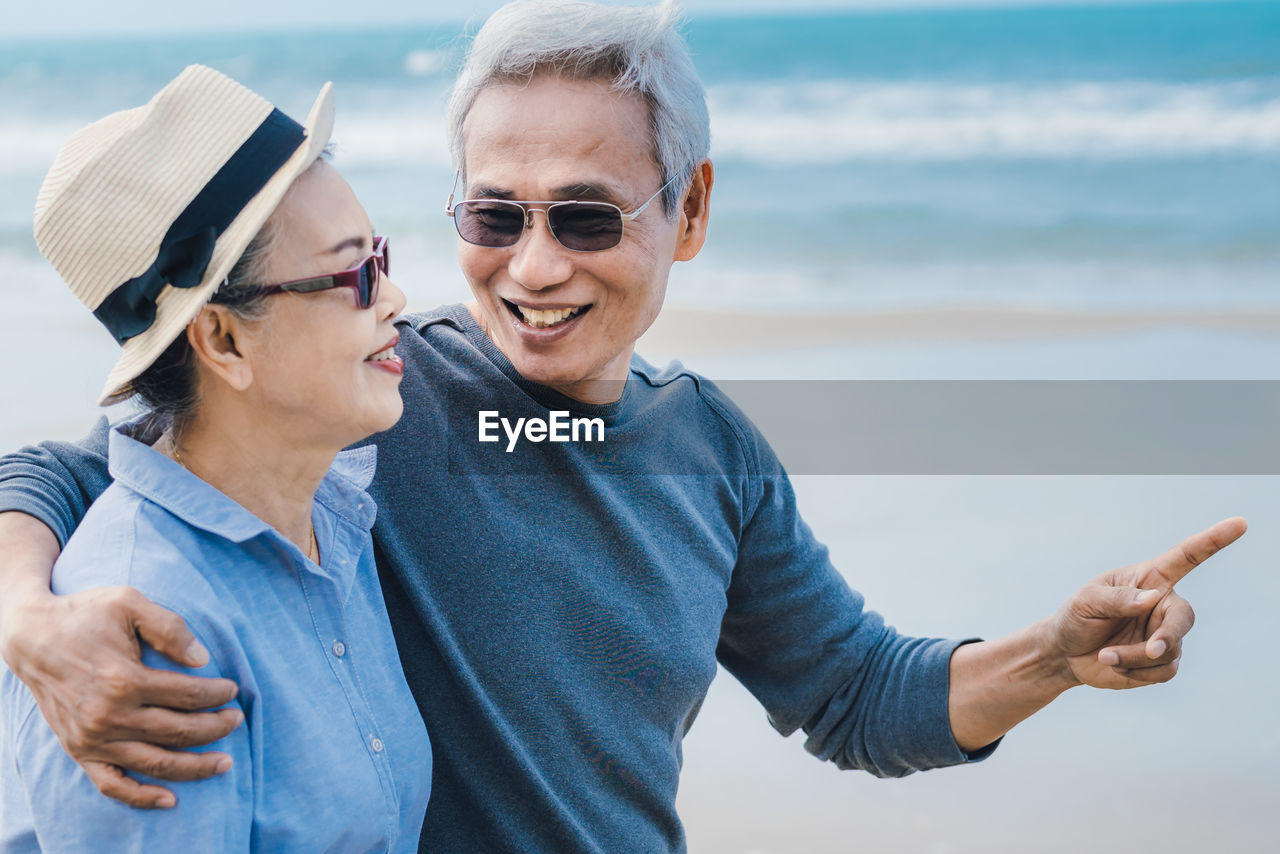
2, 1, 1278, 311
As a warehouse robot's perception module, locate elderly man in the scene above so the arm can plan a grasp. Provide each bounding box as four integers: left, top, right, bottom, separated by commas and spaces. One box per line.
0, 1, 1244, 851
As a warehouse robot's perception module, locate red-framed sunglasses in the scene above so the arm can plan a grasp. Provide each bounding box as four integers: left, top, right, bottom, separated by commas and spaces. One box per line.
251, 235, 388, 308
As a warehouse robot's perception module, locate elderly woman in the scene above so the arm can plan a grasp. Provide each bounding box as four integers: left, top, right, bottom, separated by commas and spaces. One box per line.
0, 66, 429, 850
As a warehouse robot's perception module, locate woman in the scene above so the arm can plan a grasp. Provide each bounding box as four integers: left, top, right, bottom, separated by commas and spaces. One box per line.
0, 66, 429, 851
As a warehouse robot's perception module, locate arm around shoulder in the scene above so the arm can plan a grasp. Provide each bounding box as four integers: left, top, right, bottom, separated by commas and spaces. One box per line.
5, 636, 251, 851
0, 507, 242, 810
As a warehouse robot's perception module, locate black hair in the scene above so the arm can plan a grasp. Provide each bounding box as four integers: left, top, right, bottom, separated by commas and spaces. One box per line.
125, 221, 276, 431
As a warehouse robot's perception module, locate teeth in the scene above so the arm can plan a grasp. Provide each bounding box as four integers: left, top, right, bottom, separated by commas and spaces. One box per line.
516, 305, 583, 328
367, 346, 396, 361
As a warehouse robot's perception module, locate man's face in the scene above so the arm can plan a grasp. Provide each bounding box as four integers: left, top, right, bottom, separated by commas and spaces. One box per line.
457, 74, 707, 403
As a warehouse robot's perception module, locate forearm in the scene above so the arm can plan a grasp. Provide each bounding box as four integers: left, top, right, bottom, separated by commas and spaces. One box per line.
0, 417, 113, 547
0, 511, 61, 629
947, 618, 1079, 753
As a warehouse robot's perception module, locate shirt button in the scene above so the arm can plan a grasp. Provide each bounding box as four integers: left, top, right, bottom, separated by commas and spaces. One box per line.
371, 737, 384, 753
332, 641, 346, 657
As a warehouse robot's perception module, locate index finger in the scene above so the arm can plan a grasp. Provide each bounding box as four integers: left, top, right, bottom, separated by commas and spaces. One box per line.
1142, 516, 1246, 590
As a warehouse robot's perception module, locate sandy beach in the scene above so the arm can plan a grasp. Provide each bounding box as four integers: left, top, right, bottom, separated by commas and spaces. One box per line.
649, 308, 1280, 852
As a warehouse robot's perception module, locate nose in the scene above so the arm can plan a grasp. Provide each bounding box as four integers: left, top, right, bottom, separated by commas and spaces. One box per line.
376, 271, 407, 320
507, 208, 573, 292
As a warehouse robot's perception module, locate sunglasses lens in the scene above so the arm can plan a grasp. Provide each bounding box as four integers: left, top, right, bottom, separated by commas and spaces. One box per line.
455, 201, 524, 248
360, 257, 379, 308
548, 203, 623, 252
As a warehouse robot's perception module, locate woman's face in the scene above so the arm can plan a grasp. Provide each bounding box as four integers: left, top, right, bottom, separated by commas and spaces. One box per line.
239, 161, 407, 448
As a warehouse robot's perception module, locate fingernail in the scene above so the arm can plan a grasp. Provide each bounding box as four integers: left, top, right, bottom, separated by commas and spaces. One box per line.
1136, 589, 1160, 603
215, 757, 233, 775
1098, 649, 1120, 666
156, 794, 175, 809
1147, 639, 1168, 659
185, 640, 209, 667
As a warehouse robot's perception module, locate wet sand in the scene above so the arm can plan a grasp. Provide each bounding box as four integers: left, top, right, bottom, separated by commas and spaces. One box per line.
641, 305, 1280, 356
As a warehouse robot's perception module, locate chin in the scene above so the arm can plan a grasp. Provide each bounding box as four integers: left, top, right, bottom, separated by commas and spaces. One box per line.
378, 398, 406, 433
361, 396, 405, 438
511, 354, 590, 388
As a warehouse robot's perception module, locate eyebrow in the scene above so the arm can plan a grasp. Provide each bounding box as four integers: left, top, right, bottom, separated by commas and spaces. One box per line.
325, 232, 375, 256
470, 182, 624, 204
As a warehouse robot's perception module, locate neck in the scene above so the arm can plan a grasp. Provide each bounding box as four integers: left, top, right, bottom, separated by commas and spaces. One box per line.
466, 301, 632, 405
162, 404, 336, 558
546, 364, 630, 405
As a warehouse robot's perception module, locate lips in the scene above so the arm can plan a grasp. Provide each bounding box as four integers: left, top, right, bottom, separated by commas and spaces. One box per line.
365, 334, 403, 375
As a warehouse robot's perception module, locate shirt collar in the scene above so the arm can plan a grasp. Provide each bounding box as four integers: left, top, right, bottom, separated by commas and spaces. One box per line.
108, 427, 272, 544
315, 445, 378, 531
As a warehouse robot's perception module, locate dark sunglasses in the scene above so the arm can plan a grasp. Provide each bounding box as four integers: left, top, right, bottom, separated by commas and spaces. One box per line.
250, 235, 388, 308
445, 173, 680, 252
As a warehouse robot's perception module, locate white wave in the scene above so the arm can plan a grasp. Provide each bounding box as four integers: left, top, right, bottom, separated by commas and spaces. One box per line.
328, 114, 453, 168
708, 79, 1280, 162
404, 49, 449, 77
0, 119, 91, 177
6, 78, 1277, 185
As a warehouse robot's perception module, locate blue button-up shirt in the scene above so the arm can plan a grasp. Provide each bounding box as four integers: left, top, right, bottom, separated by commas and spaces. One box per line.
0, 427, 431, 852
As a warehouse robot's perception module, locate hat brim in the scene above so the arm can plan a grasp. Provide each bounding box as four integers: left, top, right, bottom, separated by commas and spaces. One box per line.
98, 82, 335, 406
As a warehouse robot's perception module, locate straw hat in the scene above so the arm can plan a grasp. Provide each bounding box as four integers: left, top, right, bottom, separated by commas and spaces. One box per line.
33, 64, 334, 405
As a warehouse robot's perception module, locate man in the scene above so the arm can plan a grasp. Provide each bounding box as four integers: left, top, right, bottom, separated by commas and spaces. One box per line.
0, 1, 1244, 851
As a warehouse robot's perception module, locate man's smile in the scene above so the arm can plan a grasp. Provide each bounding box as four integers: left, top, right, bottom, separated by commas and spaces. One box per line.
502, 298, 592, 330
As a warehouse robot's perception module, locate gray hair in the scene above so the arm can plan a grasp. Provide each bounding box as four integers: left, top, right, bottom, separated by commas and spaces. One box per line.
446, 0, 710, 219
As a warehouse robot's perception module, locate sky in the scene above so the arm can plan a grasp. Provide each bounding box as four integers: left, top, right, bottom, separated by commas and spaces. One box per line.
2, 0, 1228, 39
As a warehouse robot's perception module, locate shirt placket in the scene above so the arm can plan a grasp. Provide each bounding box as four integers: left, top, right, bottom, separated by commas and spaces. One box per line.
294, 530, 400, 849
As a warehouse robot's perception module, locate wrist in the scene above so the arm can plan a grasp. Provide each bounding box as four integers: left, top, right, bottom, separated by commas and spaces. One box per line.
1029, 616, 1082, 693
0, 585, 56, 672
0, 572, 54, 616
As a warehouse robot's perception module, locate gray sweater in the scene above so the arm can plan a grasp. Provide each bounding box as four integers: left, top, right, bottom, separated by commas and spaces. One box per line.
0, 304, 986, 852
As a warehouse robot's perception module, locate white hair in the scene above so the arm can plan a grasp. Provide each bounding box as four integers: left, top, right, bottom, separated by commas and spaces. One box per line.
446, 0, 710, 219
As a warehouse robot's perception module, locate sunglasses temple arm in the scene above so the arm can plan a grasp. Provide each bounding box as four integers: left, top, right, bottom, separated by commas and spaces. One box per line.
624, 172, 684, 221
445, 171, 461, 214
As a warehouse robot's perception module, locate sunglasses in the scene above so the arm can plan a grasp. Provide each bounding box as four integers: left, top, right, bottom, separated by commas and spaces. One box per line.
249, 235, 389, 308
445, 173, 680, 252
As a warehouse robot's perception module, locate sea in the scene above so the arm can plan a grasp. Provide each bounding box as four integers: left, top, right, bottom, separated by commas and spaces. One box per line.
1, 0, 1278, 318
2, 4, 1279, 852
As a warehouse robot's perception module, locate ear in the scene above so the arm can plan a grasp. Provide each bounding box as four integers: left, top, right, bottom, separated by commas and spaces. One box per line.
187, 305, 256, 392
674, 159, 713, 263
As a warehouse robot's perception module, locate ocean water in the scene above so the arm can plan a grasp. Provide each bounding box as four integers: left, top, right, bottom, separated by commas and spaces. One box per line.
1, 0, 1278, 318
